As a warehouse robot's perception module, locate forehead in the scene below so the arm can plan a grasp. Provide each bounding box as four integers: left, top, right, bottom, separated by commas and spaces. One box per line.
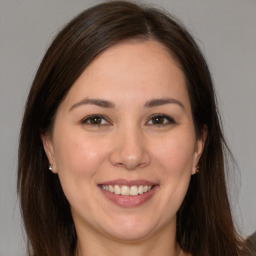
85, 39, 182, 82
61, 39, 190, 109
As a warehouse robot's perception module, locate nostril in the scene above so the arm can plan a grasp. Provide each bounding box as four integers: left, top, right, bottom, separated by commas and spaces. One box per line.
109, 150, 151, 170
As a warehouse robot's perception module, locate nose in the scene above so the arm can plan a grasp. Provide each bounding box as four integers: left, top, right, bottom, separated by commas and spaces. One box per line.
109, 126, 151, 170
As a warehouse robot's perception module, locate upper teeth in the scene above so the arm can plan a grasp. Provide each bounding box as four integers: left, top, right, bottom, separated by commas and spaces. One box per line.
101, 185, 153, 196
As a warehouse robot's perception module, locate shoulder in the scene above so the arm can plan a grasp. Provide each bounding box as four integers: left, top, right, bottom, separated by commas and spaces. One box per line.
244, 232, 256, 256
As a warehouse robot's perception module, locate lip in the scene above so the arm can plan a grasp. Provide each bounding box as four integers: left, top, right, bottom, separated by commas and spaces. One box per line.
98, 179, 159, 208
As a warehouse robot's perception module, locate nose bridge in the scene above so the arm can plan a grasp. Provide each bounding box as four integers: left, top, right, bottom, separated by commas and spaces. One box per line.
109, 121, 150, 170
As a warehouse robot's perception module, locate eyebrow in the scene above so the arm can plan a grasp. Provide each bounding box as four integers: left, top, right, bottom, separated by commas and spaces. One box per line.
69, 97, 184, 111
69, 98, 115, 111
144, 98, 184, 109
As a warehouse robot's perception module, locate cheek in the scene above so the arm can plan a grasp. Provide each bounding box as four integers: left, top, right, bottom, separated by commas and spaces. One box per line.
151, 133, 195, 218
53, 130, 108, 178
52, 131, 110, 208
153, 132, 196, 176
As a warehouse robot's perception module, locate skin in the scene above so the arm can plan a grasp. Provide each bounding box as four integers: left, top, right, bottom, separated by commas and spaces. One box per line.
42, 40, 206, 256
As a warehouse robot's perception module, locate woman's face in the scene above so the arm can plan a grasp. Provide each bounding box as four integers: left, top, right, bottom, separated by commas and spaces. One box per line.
43, 40, 205, 242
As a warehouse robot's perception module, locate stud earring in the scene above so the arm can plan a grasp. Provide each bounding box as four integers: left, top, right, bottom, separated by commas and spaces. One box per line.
192, 166, 199, 175
49, 164, 53, 171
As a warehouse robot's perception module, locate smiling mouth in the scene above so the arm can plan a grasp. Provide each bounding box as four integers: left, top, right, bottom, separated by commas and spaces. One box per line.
98, 181, 158, 207
100, 184, 154, 196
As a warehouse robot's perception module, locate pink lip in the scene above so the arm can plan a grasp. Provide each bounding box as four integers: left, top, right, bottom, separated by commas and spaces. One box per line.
98, 179, 159, 208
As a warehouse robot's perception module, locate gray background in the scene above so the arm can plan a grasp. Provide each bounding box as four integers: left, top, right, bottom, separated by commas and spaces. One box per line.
0, 0, 255, 255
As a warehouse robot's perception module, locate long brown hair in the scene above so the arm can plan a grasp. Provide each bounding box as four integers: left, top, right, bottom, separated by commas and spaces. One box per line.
18, 1, 243, 255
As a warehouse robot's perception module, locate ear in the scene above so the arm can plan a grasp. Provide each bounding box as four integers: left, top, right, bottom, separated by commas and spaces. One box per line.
192, 125, 208, 175
41, 133, 57, 173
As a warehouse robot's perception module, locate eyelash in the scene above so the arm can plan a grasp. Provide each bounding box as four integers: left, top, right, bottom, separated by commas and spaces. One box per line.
81, 114, 175, 126
146, 114, 175, 126
81, 115, 110, 126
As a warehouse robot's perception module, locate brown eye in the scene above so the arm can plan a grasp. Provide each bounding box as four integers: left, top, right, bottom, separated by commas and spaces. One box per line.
147, 114, 175, 126
82, 115, 109, 125
152, 116, 166, 125
89, 117, 103, 124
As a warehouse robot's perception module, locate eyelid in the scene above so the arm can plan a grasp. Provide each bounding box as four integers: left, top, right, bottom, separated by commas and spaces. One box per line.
80, 113, 175, 126
146, 114, 176, 125
81, 114, 111, 125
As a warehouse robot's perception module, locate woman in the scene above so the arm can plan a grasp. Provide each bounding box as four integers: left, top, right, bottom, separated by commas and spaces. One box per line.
17, 1, 244, 255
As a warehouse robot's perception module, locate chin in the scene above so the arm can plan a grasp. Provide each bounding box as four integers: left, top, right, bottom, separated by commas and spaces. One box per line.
105, 226, 154, 242
99, 215, 165, 242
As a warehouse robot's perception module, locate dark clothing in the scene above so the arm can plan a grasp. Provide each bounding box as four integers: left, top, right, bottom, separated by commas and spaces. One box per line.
244, 232, 256, 256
